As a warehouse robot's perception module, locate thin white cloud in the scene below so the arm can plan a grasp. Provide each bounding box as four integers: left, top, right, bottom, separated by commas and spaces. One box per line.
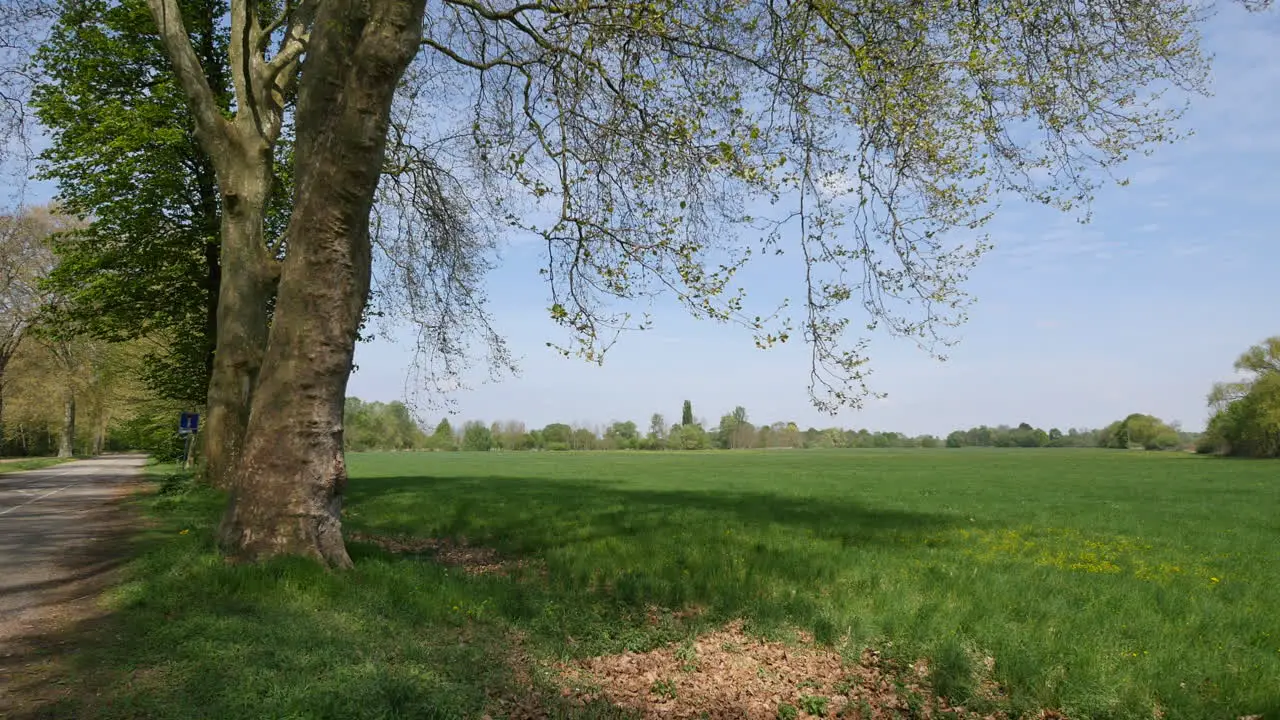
1128, 165, 1169, 186
1172, 244, 1208, 258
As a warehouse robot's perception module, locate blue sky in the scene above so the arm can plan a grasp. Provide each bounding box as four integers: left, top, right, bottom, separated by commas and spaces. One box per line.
16, 5, 1277, 436
350, 5, 1280, 435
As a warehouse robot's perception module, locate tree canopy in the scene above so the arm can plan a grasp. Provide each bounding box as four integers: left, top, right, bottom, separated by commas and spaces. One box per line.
402, 0, 1212, 412
1201, 337, 1280, 458
29, 0, 238, 404
1099, 414, 1181, 451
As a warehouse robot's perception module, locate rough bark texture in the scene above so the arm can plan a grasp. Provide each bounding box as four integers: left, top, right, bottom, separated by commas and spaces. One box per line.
57, 392, 74, 458
218, 0, 426, 566
145, 0, 281, 490
201, 147, 274, 489
1, 332, 17, 455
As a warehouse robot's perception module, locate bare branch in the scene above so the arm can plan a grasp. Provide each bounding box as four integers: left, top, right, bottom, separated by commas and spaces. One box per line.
257, 0, 294, 50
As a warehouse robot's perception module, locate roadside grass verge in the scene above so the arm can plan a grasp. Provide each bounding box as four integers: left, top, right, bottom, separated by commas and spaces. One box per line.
30, 449, 1280, 720
0, 457, 74, 474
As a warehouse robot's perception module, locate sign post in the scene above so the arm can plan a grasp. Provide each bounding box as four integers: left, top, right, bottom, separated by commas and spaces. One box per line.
179, 412, 200, 469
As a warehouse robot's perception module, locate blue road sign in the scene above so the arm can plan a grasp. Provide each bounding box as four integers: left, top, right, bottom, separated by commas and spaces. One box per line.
179, 412, 200, 435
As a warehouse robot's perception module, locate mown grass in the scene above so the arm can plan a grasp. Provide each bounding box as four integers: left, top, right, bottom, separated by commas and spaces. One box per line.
36, 450, 1280, 720
0, 456, 73, 474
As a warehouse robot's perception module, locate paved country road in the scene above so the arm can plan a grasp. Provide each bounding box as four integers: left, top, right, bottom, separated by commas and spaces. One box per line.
0, 455, 145, 711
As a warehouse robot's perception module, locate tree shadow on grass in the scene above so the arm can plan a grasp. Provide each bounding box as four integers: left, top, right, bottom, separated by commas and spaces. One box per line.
343, 474, 961, 642
5, 474, 961, 719
346, 473, 957, 550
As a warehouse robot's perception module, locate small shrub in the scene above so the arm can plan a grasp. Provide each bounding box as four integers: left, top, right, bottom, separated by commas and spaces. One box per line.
1195, 434, 1220, 454
676, 639, 698, 671
156, 470, 197, 497
776, 702, 799, 720
839, 699, 875, 718
650, 678, 677, 700
799, 694, 830, 715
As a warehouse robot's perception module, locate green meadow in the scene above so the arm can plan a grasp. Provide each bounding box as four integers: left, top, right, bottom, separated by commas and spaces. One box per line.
41, 450, 1280, 719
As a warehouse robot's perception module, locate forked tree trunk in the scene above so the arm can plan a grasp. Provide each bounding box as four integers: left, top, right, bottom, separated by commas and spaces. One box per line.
202, 145, 276, 489
218, 0, 426, 566
58, 392, 75, 458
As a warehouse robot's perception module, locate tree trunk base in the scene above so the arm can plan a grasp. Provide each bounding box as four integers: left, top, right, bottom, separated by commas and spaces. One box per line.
219, 509, 352, 568
217, 461, 352, 568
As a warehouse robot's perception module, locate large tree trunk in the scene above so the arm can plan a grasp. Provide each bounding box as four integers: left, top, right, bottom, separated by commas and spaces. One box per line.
0, 387, 7, 456
218, 0, 426, 566
0, 352, 12, 456
202, 143, 276, 489
58, 391, 75, 458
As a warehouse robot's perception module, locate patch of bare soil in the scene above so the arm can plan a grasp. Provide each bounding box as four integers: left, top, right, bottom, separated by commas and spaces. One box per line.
553, 620, 1011, 720
348, 531, 537, 577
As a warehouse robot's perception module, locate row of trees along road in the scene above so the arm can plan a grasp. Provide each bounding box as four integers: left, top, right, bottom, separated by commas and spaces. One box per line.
1, 208, 195, 460
2, 0, 1251, 566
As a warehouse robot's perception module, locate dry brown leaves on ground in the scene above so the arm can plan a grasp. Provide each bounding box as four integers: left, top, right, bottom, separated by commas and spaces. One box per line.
347, 531, 537, 576
554, 620, 1010, 720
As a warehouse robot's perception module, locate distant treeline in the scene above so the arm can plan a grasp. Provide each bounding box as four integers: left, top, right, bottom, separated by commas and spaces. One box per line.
947, 414, 1192, 450
343, 398, 1198, 453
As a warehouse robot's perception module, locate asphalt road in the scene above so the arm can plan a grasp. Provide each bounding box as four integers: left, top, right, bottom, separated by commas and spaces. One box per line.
0, 455, 145, 646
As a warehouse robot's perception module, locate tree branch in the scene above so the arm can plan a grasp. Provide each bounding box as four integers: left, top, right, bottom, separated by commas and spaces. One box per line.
264, 0, 316, 88
228, 0, 267, 131
421, 37, 534, 71
145, 0, 228, 149
257, 0, 294, 50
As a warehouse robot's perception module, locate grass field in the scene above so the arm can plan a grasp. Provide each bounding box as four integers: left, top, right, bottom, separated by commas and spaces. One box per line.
35, 450, 1280, 719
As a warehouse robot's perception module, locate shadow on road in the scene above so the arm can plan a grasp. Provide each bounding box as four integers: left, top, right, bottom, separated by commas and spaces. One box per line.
0, 457, 146, 718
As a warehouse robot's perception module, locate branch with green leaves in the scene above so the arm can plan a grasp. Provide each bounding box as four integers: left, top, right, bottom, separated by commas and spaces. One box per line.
413, 0, 1208, 411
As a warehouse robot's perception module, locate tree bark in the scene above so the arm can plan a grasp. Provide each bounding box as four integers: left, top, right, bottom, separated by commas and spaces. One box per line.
146, 0, 280, 490
0, 350, 13, 456
202, 147, 275, 488
58, 391, 75, 458
218, 0, 426, 566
